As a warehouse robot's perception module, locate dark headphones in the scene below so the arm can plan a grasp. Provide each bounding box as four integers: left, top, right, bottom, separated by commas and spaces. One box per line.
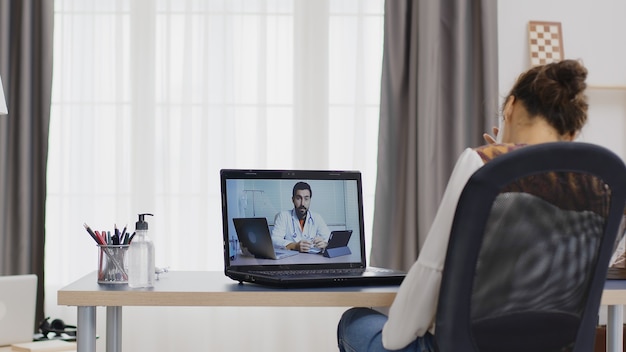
39, 317, 77, 337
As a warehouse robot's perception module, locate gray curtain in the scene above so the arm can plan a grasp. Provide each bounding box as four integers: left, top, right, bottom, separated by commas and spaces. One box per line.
0, 0, 54, 330
371, 0, 499, 270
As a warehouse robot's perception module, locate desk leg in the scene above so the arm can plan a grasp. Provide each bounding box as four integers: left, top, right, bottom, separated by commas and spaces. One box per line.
607, 305, 623, 352
77, 306, 96, 352
106, 306, 123, 352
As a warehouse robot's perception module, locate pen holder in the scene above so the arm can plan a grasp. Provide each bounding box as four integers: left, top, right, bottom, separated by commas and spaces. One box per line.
98, 244, 129, 284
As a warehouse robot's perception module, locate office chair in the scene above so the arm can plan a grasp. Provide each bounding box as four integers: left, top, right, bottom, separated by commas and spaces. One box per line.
434, 142, 626, 352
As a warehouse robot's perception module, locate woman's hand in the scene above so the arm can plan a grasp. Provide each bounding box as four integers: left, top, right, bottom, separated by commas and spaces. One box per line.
483, 126, 499, 144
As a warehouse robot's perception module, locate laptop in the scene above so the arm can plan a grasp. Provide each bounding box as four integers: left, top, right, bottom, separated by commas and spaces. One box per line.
220, 169, 406, 287
0, 274, 37, 346
233, 217, 299, 260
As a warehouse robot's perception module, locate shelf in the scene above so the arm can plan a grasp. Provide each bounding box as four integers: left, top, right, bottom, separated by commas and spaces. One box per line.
588, 85, 626, 91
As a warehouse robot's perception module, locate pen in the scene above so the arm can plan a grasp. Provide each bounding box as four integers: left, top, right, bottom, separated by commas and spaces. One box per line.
83, 223, 100, 244
94, 230, 106, 245
120, 225, 127, 243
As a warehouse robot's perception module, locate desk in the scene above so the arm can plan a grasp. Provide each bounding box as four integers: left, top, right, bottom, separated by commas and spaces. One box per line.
0, 341, 76, 352
58, 271, 397, 352
58, 271, 626, 352
602, 280, 626, 352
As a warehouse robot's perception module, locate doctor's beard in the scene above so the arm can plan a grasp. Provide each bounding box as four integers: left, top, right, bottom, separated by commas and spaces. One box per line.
297, 206, 308, 219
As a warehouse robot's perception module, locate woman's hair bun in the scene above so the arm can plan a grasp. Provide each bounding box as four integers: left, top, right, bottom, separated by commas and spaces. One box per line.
539, 59, 587, 102
507, 59, 589, 136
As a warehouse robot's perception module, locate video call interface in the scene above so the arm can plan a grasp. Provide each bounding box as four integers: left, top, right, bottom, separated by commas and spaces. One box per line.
224, 178, 363, 265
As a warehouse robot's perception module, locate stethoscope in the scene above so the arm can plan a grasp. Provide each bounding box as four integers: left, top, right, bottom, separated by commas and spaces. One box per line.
290, 209, 315, 240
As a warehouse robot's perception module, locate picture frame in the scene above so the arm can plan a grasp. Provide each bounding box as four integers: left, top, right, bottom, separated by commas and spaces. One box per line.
528, 21, 564, 66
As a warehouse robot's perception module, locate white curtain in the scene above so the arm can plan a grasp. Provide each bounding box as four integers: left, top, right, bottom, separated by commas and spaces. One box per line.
46, 1, 384, 351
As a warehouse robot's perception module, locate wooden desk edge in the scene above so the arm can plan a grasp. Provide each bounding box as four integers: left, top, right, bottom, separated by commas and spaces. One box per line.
601, 290, 626, 306
58, 271, 626, 308
58, 290, 626, 308
58, 290, 397, 307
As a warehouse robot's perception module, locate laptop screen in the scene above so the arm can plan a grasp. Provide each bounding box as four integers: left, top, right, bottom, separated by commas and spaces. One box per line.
221, 170, 366, 269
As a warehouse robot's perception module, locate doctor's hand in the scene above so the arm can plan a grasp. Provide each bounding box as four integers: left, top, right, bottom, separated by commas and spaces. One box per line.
286, 240, 313, 252
483, 126, 499, 144
312, 236, 327, 249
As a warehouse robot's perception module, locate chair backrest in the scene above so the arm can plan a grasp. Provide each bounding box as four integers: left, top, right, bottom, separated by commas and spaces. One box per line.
434, 142, 626, 352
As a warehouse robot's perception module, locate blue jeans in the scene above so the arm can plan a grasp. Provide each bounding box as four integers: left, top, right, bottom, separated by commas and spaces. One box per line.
337, 307, 435, 352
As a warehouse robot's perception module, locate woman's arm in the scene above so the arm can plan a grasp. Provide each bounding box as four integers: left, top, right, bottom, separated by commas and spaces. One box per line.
382, 148, 484, 350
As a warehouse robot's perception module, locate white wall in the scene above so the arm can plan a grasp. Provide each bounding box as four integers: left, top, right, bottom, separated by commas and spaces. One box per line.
498, 0, 626, 161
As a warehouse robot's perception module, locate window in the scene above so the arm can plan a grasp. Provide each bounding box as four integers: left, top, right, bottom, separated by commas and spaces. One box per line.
47, 0, 383, 299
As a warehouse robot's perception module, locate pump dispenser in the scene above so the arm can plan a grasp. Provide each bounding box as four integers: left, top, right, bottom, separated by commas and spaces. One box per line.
128, 213, 155, 288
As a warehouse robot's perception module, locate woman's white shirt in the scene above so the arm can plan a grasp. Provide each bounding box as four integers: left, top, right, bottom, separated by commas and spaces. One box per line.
381, 148, 485, 350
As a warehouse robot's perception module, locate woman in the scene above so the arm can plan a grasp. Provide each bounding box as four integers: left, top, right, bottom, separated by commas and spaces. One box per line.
337, 59, 589, 352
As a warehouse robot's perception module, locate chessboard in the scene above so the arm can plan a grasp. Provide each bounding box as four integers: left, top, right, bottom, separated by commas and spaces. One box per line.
528, 21, 563, 67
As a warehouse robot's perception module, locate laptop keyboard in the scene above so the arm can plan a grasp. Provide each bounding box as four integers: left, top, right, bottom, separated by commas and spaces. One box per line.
251, 268, 367, 277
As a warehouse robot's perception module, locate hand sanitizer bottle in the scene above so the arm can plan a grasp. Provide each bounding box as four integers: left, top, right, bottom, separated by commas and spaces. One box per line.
128, 213, 155, 288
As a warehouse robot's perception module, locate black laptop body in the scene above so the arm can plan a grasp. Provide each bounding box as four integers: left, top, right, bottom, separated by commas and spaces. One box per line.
220, 169, 406, 288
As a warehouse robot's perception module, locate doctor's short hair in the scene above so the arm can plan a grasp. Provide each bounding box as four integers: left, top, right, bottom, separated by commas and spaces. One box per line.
292, 182, 312, 198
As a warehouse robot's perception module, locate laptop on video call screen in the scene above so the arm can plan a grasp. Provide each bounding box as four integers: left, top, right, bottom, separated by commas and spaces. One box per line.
220, 169, 406, 287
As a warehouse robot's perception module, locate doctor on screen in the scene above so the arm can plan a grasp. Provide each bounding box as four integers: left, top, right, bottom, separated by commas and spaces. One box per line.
271, 181, 331, 253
